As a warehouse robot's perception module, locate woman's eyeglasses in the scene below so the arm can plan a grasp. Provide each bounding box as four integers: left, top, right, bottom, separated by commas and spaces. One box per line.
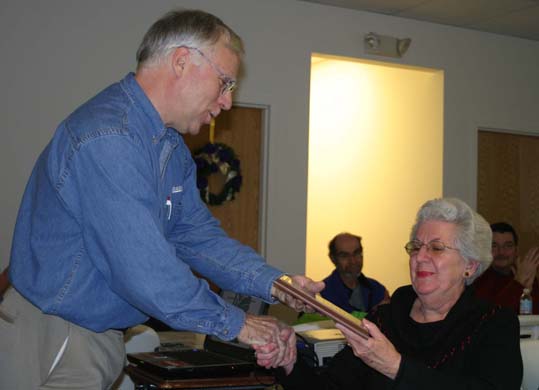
404, 240, 459, 256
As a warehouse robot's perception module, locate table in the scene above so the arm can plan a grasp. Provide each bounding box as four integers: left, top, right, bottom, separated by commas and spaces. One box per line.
519, 315, 539, 339
125, 365, 277, 390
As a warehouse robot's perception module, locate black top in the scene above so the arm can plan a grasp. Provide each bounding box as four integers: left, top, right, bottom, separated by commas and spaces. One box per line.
279, 285, 522, 390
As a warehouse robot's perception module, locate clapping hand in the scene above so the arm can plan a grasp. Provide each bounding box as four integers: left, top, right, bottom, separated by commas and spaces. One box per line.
513, 247, 539, 289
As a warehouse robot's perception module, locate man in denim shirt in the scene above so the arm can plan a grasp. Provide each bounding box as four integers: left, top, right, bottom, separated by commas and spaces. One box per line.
1, 10, 323, 389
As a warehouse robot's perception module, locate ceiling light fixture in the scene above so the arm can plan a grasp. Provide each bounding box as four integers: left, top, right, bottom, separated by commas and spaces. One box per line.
364, 32, 411, 58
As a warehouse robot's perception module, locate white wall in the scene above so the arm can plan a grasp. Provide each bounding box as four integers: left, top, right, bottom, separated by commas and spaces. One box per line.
2, 0, 539, 275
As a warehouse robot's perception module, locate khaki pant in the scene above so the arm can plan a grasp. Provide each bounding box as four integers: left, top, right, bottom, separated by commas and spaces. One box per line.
0, 289, 125, 389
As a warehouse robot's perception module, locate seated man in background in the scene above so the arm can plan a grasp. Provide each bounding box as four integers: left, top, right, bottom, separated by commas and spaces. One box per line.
321, 233, 389, 314
474, 222, 539, 314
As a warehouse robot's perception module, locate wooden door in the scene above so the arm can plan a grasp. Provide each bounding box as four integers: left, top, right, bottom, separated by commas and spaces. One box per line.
183, 106, 263, 252
477, 130, 539, 255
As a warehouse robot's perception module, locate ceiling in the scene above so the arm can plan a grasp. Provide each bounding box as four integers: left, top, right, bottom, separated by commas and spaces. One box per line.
299, 0, 539, 41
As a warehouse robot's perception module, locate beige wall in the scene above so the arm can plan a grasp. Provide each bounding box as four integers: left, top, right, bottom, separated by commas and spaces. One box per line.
306, 57, 443, 293
1, 0, 539, 277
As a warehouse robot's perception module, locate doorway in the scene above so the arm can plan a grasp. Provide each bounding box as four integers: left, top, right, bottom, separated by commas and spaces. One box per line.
477, 129, 539, 255
306, 55, 444, 294
183, 105, 267, 253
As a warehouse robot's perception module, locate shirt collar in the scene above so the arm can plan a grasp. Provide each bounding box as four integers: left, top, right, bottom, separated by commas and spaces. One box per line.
120, 72, 168, 141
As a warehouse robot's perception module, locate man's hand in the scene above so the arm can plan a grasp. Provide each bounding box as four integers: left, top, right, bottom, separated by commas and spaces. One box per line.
514, 247, 539, 289
237, 314, 295, 368
253, 325, 297, 370
271, 275, 325, 313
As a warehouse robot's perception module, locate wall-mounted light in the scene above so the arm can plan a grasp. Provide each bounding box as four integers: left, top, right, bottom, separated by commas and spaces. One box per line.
364, 32, 411, 58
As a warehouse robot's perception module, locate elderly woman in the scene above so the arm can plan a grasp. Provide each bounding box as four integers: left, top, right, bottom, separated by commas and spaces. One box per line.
278, 198, 522, 389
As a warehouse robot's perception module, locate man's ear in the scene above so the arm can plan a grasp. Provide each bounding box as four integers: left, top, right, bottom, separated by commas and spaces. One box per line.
170, 47, 190, 77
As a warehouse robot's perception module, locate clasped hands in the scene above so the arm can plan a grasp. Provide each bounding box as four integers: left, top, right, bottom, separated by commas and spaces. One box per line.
237, 275, 324, 369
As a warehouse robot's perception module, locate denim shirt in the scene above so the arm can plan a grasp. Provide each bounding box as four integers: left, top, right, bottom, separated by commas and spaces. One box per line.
9, 73, 282, 339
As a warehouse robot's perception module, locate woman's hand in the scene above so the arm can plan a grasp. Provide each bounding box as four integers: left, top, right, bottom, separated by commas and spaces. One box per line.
336, 319, 401, 380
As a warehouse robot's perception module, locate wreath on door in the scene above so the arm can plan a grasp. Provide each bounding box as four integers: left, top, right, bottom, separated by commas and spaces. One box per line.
193, 142, 242, 206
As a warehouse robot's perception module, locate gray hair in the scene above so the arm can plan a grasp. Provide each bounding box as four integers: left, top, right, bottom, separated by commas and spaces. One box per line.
136, 9, 244, 68
410, 198, 492, 285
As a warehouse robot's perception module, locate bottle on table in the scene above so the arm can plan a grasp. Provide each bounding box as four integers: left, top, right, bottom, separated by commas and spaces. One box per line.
519, 288, 533, 315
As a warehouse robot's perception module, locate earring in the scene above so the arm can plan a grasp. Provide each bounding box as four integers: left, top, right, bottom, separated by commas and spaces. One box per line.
464, 271, 470, 278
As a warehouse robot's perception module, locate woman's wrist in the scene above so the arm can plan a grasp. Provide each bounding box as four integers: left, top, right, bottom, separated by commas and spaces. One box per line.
387, 353, 402, 380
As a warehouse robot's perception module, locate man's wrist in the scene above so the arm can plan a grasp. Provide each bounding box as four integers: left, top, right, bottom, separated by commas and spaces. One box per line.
270, 284, 277, 298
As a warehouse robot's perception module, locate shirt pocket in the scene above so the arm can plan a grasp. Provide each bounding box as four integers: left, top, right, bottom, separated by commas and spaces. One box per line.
169, 186, 184, 221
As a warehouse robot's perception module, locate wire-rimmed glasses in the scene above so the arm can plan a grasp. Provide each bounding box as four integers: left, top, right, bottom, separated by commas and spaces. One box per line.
184, 46, 237, 96
404, 240, 459, 256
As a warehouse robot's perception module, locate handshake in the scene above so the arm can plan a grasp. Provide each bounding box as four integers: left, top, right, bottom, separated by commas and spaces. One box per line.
236, 275, 370, 372
236, 275, 325, 370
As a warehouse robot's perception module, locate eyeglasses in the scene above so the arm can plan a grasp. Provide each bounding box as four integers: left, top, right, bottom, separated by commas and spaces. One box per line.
492, 242, 515, 251
404, 240, 459, 256
184, 46, 237, 96
334, 249, 363, 261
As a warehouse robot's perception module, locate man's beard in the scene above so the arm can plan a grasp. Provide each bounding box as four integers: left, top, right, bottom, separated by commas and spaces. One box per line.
343, 268, 362, 278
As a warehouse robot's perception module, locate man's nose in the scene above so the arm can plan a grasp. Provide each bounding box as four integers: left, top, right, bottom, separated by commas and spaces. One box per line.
350, 257, 362, 265
218, 91, 233, 110
497, 246, 512, 256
